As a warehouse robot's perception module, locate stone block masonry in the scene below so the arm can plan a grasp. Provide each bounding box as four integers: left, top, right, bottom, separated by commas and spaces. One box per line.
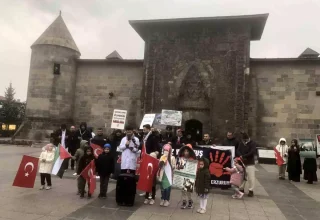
250, 61, 320, 147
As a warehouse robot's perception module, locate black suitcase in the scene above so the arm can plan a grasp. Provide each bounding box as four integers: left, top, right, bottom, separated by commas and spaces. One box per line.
116, 173, 136, 206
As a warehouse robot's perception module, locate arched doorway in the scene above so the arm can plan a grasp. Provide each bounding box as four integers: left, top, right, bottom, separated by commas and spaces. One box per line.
185, 119, 203, 142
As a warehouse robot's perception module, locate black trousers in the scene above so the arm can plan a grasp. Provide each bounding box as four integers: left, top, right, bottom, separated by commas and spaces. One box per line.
120, 169, 136, 174
145, 186, 156, 199
79, 176, 90, 195
68, 148, 77, 169
40, 173, 52, 186
100, 174, 110, 196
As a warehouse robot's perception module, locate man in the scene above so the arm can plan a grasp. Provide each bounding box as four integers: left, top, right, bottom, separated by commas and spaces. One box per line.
91, 128, 108, 148
172, 129, 185, 156
110, 129, 124, 155
199, 134, 213, 145
54, 124, 70, 149
143, 124, 160, 155
222, 131, 239, 151
76, 122, 92, 142
185, 132, 196, 147
119, 126, 140, 174
67, 126, 79, 170
162, 126, 173, 144
237, 132, 257, 197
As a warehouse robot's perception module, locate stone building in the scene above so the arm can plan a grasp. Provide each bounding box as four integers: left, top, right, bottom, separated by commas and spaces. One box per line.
24, 13, 320, 147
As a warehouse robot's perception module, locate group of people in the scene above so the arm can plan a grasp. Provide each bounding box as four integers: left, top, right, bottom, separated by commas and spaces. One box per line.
275, 138, 318, 184
38, 122, 263, 214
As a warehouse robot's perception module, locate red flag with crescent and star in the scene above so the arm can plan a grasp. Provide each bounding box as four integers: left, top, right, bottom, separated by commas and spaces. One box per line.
274, 147, 284, 166
80, 160, 96, 195
137, 153, 159, 192
13, 155, 39, 188
91, 143, 103, 159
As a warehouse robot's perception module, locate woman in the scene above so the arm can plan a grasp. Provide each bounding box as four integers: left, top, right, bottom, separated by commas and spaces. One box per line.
287, 139, 301, 182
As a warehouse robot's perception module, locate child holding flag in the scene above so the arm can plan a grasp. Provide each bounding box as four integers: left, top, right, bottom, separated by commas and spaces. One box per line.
158, 144, 176, 207
177, 144, 196, 209
275, 138, 288, 180
77, 147, 95, 198
39, 144, 55, 190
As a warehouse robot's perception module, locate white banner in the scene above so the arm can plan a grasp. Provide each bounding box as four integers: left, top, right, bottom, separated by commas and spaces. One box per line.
139, 114, 156, 129
316, 134, 320, 156
160, 109, 182, 126
173, 160, 197, 192
111, 109, 127, 129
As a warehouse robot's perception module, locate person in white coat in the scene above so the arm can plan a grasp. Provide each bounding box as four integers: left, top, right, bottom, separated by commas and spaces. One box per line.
119, 126, 140, 174
275, 138, 289, 180
39, 144, 55, 190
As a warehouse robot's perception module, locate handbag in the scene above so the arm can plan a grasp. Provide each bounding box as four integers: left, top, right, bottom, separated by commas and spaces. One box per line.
299, 151, 316, 159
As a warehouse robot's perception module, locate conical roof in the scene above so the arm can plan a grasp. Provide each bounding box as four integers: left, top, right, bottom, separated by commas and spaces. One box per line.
106, 50, 123, 60
32, 13, 80, 54
298, 47, 319, 58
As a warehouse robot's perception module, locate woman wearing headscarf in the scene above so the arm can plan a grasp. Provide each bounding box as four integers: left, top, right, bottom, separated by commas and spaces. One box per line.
287, 139, 302, 182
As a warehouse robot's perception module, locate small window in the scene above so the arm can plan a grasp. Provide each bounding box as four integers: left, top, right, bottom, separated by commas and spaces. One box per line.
53, 63, 61, 75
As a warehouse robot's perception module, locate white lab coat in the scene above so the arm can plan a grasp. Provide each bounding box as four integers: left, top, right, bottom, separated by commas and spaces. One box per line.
119, 136, 140, 170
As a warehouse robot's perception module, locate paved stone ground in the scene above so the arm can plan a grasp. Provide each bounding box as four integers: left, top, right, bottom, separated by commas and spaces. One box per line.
1, 145, 320, 220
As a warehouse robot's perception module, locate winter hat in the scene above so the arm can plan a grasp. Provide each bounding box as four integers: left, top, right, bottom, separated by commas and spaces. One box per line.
163, 144, 171, 152
104, 143, 111, 149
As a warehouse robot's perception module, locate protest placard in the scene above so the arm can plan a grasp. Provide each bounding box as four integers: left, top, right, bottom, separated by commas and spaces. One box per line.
139, 114, 156, 129
160, 110, 182, 126
173, 159, 197, 192
111, 109, 127, 129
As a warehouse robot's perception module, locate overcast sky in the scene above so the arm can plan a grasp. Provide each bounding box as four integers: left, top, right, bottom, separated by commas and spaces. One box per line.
1, 0, 320, 101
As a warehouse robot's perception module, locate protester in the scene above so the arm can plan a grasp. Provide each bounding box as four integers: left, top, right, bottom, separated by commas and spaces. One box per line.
302, 147, 318, 184
91, 128, 108, 148
158, 144, 176, 207
39, 144, 55, 190
275, 138, 288, 180
198, 134, 213, 145
110, 129, 124, 155
177, 144, 196, 209
287, 139, 302, 182
76, 122, 92, 142
185, 132, 196, 147
77, 147, 95, 198
54, 124, 70, 148
71, 140, 89, 180
118, 126, 140, 174
225, 157, 246, 199
144, 152, 159, 205
162, 126, 173, 144
172, 129, 185, 156
143, 124, 160, 155
195, 157, 210, 214
221, 131, 239, 150
133, 129, 143, 142
67, 126, 79, 170
237, 132, 256, 197
95, 144, 114, 199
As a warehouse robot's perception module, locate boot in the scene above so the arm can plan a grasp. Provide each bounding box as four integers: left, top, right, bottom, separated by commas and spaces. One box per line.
248, 191, 254, 197
181, 200, 187, 209
187, 200, 193, 209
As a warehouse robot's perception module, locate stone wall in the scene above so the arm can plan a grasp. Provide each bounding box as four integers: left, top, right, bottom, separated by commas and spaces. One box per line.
143, 23, 251, 137
250, 60, 320, 147
73, 61, 144, 133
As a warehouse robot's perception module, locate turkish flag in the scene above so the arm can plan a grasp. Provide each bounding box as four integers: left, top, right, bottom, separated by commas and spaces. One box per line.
274, 147, 284, 166
13, 155, 39, 188
91, 143, 103, 159
80, 160, 96, 195
137, 153, 159, 192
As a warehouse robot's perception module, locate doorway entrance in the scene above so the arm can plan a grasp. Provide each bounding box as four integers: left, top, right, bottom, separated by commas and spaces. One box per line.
185, 119, 203, 142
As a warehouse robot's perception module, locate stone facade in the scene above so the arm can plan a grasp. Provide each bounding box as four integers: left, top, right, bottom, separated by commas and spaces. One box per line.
23, 13, 320, 147
250, 60, 320, 147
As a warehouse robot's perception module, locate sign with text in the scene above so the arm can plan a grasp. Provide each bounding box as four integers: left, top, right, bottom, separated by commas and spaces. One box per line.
152, 114, 167, 130
160, 110, 182, 126
173, 159, 197, 192
139, 114, 156, 129
111, 109, 127, 129
316, 135, 320, 156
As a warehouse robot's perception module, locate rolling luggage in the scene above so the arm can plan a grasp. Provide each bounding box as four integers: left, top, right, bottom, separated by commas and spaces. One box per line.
116, 173, 136, 206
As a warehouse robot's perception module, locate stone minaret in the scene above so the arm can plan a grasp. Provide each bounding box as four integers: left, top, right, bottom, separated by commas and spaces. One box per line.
25, 12, 80, 139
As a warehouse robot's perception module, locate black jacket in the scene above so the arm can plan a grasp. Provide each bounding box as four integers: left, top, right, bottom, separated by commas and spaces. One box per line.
221, 137, 239, 150
77, 152, 95, 175
95, 152, 115, 177
145, 133, 160, 154
162, 133, 173, 144
67, 131, 79, 151
198, 139, 213, 145
76, 122, 92, 142
195, 158, 211, 194
53, 129, 71, 147
236, 140, 256, 165
91, 135, 108, 148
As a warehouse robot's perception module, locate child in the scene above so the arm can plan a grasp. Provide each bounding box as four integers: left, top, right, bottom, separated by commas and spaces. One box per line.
144, 152, 159, 205
275, 138, 288, 180
77, 147, 95, 198
39, 144, 55, 190
73, 140, 89, 194
158, 144, 176, 207
224, 157, 246, 199
95, 144, 114, 199
177, 144, 196, 209
195, 157, 211, 214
